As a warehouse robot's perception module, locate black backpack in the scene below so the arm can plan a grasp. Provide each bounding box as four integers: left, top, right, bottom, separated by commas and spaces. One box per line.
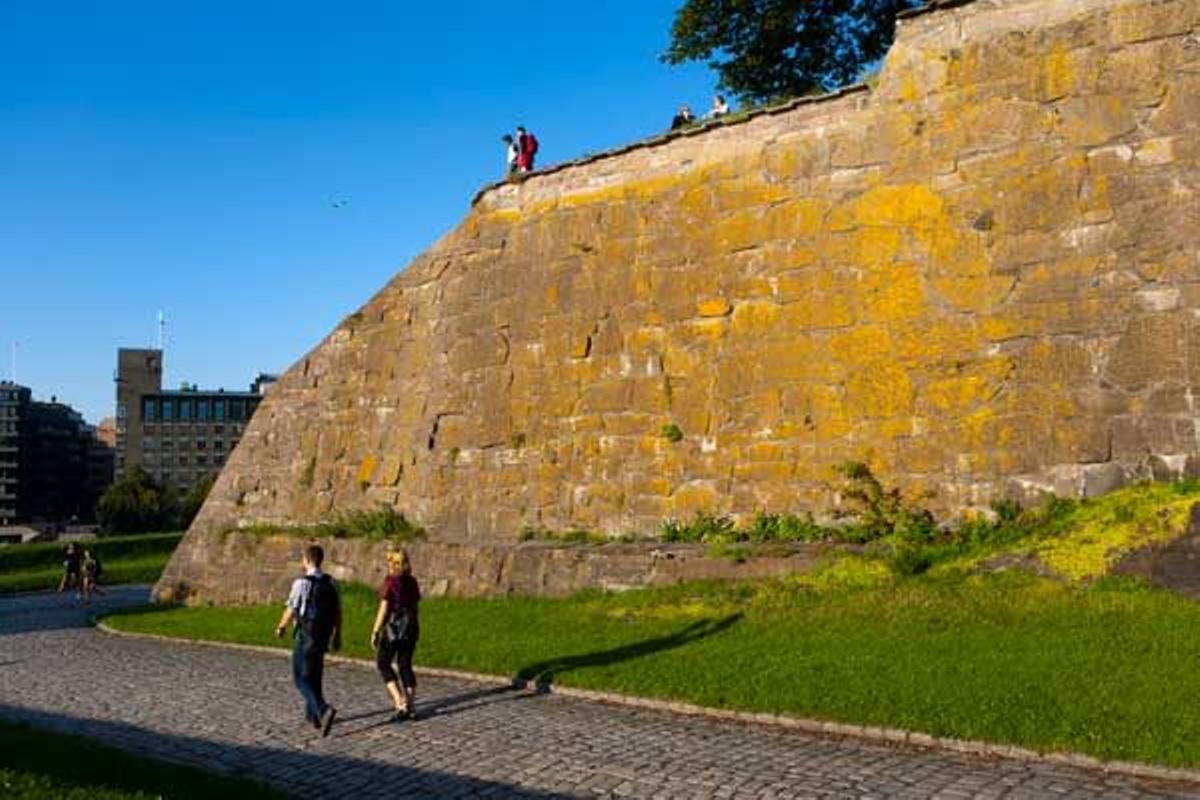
302, 574, 340, 647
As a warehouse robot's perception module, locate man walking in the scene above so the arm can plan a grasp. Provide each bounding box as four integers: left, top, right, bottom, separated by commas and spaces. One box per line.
275, 544, 342, 737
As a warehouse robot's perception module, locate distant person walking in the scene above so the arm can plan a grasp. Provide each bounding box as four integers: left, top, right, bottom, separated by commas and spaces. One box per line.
370, 549, 421, 721
81, 547, 104, 602
275, 544, 342, 737
671, 105, 695, 130
502, 134, 520, 176
516, 126, 539, 172
57, 543, 81, 600
706, 94, 730, 119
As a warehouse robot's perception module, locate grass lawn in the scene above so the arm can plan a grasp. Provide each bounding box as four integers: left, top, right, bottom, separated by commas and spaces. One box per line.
0, 534, 181, 594
0, 719, 282, 800
106, 570, 1200, 769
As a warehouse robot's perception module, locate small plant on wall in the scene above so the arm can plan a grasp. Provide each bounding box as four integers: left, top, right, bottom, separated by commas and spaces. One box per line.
661, 423, 684, 443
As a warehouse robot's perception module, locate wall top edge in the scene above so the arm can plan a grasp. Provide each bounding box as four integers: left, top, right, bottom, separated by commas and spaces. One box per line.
469, 84, 870, 208
466, 0, 986, 209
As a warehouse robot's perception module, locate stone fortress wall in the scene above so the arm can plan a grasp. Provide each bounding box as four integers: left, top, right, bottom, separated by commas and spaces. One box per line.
159, 0, 1200, 601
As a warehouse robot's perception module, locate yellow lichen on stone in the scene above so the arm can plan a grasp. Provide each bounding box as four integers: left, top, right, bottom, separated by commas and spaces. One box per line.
697, 298, 733, 318
356, 454, 378, 487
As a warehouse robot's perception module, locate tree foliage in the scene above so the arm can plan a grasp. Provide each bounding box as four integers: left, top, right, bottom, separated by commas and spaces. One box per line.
180, 472, 217, 530
663, 0, 920, 104
98, 468, 216, 533
97, 468, 176, 534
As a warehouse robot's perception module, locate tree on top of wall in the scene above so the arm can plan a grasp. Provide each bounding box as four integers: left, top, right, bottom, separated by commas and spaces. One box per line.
663, 0, 921, 105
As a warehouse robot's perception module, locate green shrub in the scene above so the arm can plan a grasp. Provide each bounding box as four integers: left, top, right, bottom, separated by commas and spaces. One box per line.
315, 506, 425, 541
833, 461, 937, 544
888, 544, 933, 576
746, 512, 826, 543
661, 423, 684, 443
519, 526, 607, 545
660, 512, 737, 543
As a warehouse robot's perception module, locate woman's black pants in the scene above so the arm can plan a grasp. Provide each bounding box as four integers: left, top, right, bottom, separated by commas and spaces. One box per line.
376, 624, 419, 688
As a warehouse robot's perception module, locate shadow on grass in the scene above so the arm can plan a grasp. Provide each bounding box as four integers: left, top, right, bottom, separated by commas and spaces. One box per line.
514, 614, 744, 690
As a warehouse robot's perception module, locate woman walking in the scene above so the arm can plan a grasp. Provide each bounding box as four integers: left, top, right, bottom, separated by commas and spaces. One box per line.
371, 549, 421, 720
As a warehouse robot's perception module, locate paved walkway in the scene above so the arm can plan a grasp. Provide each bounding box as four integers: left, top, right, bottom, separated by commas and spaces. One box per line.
1, 588, 1197, 799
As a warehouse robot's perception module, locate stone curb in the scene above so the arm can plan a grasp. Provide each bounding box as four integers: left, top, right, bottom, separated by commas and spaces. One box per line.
94, 620, 1200, 787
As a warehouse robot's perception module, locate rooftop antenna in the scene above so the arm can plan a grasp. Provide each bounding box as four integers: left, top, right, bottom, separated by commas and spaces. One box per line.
9, 341, 17, 383
157, 310, 166, 352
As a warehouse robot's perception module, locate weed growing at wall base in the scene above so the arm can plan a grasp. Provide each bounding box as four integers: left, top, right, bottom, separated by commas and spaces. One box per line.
657, 471, 1200, 582
235, 506, 426, 542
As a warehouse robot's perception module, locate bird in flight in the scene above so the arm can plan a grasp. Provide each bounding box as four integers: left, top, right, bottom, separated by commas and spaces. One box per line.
330, 197, 349, 209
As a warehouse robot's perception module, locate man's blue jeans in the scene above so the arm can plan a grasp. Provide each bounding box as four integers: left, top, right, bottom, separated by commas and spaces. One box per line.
292, 627, 327, 723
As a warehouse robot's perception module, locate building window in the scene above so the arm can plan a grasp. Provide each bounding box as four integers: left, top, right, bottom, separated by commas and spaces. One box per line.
214, 440, 225, 452
197, 400, 210, 421
179, 455, 188, 466
214, 400, 226, 421
230, 399, 245, 421
161, 438, 173, 450
142, 398, 157, 421
162, 399, 175, 422
179, 399, 192, 421
144, 437, 158, 450
117, 402, 127, 419
196, 439, 206, 450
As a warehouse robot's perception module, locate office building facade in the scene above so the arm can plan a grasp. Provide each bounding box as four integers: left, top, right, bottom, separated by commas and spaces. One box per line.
0, 383, 31, 526
0, 381, 114, 526
114, 349, 273, 491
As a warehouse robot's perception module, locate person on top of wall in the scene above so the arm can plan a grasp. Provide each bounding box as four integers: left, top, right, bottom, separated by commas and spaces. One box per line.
275, 544, 342, 737
516, 126, 539, 172
502, 134, 520, 176
671, 105, 695, 130
706, 94, 730, 119
370, 549, 422, 721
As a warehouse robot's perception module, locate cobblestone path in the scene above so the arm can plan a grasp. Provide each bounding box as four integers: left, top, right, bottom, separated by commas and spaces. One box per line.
1, 588, 1197, 799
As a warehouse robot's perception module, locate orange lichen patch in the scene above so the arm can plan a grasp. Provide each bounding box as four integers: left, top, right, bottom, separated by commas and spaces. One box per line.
697, 298, 733, 318
729, 301, 782, 335
356, 454, 378, 486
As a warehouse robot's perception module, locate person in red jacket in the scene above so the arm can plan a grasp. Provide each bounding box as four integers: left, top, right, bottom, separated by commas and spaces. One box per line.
516, 126, 539, 172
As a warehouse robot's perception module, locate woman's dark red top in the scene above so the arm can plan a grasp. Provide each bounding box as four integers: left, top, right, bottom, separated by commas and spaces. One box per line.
379, 574, 420, 611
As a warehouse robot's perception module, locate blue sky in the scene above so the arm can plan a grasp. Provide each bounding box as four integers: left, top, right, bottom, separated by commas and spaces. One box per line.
0, 1, 716, 423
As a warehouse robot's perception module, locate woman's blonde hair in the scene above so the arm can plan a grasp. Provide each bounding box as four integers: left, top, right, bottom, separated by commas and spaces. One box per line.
385, 549, 412, 576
